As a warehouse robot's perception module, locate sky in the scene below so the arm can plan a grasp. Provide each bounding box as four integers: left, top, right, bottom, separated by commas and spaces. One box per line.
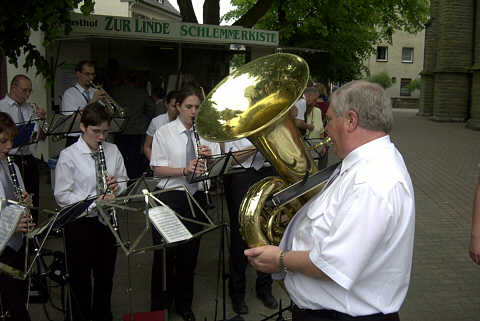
169, 0, 235, 25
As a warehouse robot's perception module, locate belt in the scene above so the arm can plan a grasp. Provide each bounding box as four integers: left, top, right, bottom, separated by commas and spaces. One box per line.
292, 305, 399, 321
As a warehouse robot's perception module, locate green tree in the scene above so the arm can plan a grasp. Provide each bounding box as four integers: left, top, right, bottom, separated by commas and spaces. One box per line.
0, 1, 94, 83
369, 71, 393, 89
222, 0, 429, 83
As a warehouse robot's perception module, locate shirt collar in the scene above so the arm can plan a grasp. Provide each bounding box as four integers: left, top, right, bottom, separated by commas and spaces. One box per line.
172, 117, 190, 135
340, 135, 391, 175
76, 136, 96, 154
5, 95, 18, 107
75, 83, 90, 94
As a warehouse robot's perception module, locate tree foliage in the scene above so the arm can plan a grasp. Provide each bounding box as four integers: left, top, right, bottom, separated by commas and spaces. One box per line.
222, 0, 429, 83
369, 71, 393, 89
0, 0, 94, 84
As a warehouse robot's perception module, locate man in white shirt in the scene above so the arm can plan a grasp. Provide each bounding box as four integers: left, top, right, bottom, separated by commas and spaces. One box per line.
144, 90, 179, 160
54, 103, 128, 321
223, 138, 278, 315
61, 60, 105, 147
245, 80, 415, 321
0, 74, 46, 223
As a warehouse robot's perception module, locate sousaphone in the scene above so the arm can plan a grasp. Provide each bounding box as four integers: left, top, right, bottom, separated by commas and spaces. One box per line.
195, 53, 329, 248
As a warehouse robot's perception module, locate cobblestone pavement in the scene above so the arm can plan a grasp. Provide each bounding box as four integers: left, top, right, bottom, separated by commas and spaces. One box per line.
30, 108, 480, 321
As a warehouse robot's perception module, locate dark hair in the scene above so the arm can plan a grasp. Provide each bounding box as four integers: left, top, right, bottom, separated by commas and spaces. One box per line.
80, 102, 112, 127
165, 90, 179, 104
75, 60, 95, 73
152, 87, 165, 99
10, 74, 30, 88
0, 112, 17, 138
176, 85, 203, 106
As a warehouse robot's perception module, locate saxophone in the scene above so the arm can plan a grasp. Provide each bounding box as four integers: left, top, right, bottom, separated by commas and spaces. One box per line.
96, 143, 119, 232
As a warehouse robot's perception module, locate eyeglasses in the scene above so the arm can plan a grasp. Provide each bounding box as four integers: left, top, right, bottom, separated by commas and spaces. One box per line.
14, 85, 32, 95
82, 72, 96, 77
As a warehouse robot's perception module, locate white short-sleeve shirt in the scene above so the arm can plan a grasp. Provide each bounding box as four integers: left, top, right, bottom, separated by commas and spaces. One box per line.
146, 113, 169, 137
224, 138, 265, 170
150, 117, 220, 190
295, 96, 307, 121
285, 135, 415, 316
0, 95, 39, 155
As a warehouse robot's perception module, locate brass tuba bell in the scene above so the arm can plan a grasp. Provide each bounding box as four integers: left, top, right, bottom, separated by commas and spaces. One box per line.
196, 53, 329, 248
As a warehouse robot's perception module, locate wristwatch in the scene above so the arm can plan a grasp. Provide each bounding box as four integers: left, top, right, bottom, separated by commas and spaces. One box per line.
279, 250, 289, 273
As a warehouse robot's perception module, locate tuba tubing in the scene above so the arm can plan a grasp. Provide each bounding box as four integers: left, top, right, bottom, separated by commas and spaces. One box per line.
195, 53, 331, 248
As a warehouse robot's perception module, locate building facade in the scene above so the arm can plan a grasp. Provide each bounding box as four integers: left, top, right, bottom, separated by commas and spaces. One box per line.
365, 30, 425, 101
419, 0, 480, 130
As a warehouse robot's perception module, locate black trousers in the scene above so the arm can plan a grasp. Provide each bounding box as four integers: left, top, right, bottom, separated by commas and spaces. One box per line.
223, 167, 274, 302
292, 305, 400, 321
150, 190, 207, 313
64, 217, 117, 321
12, 154, 39, 223
0, 245, 31, 321
115, 134, 149, 180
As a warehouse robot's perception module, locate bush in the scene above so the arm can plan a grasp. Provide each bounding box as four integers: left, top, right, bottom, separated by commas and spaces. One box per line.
408, 78, 421, 92
368, 71, 393, 89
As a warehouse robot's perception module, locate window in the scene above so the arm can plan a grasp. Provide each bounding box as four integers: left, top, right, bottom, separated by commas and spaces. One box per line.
402, 47, 414, 63
400, 78, 412, 96
376, 46, 388, 61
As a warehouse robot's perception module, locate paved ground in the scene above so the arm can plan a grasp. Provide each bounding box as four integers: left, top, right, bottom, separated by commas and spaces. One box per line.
28, 108, 480, 321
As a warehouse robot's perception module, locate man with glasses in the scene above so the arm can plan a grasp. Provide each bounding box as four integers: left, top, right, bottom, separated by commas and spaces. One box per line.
61, 60, 105, 147
0, 74, 47, 223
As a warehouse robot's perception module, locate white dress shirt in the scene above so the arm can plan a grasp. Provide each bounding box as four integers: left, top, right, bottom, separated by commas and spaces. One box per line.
295, 96, 307, 121
54, 137, 128, 218
224, 138, 266, 170
61, 83, 97, 137
284, 135, 415, 316
150, 117, 220, 191
0, 95, 38, 155
146, 113, 169, 137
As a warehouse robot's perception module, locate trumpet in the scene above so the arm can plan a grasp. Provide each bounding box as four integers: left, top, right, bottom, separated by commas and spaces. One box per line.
97, 143, 120, 232
89, 82, 126, 117
191, 119, 211, 206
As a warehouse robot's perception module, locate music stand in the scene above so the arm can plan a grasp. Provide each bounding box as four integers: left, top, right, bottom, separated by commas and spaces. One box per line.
45, 109, 127, 138
95, 164, 235, 321
189, 152, 234, 185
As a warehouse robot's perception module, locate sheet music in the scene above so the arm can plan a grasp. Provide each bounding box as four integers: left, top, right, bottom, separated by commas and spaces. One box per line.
148, 206, 192, 243
0, 202, 25, 255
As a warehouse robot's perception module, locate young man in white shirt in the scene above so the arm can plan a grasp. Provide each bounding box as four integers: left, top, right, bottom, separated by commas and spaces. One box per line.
144, 90, 179, 160
61, 60, 105, 147
294, 87, 320, 135
54, 103, 128, 321
0, 74, 47, 223
246, 80, 415, 321
0, 112, 35, 321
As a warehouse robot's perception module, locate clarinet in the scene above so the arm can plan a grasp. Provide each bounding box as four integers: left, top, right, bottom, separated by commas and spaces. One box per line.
191, 119, 211, 206
97, 143, 120, 232
6, 156, 31, 272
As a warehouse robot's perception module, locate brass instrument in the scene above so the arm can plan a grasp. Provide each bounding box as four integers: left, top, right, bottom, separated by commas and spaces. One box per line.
89, 82, 126, 117
191, 119, 211, 205
97, 143, 119, 232
195, 53, 330, 248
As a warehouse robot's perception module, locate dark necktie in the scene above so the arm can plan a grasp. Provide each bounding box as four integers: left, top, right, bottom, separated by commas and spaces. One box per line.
16, 103, 25, 123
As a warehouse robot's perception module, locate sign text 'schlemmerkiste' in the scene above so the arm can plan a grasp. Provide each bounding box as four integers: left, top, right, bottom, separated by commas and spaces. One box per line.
68, 13, 278, 47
